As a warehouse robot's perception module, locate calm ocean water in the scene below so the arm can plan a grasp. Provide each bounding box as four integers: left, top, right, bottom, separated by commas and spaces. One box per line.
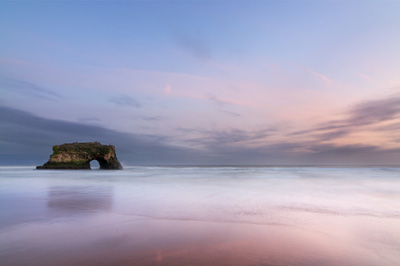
1, 166, 400, 266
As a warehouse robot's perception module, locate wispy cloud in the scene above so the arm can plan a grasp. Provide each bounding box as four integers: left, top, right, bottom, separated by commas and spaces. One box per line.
173, 32, 212, 60
77, 117, 101, 123
218, 109, 242, 117
206, 94, 257, 108
0, 76, 63, 99
348, 95, 400, 126
291, 94, 400, 142
305, 68, 332, 84
358, 73, 371, 80
208, 128, 274, 145
137, 116, 165, 122
179, 127, 277, 149
207, 95, 229, 107
108, 94, 141, 108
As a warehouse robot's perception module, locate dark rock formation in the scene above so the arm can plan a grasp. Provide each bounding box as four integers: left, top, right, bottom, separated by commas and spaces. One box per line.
37, 142, 122, 170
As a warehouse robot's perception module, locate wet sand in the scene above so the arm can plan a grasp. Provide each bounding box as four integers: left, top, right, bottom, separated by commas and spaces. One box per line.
1, 166, 400, 265
2, 212, 398, 266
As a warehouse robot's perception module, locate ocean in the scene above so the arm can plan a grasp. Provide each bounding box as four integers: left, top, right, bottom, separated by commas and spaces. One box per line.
1, 166, 399, 266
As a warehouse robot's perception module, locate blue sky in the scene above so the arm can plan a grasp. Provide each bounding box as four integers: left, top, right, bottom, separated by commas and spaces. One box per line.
1, 1, 400, 165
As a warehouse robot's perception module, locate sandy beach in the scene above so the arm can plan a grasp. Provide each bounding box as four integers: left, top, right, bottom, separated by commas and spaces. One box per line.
1, 166, 400, 265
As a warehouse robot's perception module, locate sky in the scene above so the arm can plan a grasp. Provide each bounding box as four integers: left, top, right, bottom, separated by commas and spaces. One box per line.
1, 1, 400, 166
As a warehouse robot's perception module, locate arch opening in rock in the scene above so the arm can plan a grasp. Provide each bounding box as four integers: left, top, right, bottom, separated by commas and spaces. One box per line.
90, 160, 100, 169
37, 142, 123, 170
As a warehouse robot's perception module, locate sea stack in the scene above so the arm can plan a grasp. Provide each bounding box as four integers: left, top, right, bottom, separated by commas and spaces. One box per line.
37, 142, 122, 170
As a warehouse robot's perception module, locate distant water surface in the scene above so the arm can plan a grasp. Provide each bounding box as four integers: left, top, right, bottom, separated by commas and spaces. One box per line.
1, 166, 400, 266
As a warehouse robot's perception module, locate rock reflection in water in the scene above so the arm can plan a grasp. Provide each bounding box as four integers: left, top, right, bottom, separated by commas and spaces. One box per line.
47, 186, 113, 213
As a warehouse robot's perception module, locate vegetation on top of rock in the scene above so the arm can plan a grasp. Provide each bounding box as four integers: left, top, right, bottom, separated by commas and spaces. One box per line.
52, 142, 111, 155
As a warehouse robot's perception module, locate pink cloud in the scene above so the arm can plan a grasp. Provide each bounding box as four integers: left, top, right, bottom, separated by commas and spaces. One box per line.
358, 73, 371, 80
305, 68, 332, 83
164, 84, 171, 95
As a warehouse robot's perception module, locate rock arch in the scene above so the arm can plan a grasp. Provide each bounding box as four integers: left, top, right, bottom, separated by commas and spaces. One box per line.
37, 142, 122, 170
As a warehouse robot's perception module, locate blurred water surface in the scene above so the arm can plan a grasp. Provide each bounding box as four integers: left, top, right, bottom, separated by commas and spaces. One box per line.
1, 166, 400, 265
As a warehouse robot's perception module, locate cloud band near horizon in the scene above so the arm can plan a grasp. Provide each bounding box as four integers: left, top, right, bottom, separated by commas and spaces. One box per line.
1, 92, 399, 166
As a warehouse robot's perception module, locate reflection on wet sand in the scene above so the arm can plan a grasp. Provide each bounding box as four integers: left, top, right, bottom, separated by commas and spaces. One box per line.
1, 167, 400, 266
47, 186, 113, 213
1, 213, 394, 266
